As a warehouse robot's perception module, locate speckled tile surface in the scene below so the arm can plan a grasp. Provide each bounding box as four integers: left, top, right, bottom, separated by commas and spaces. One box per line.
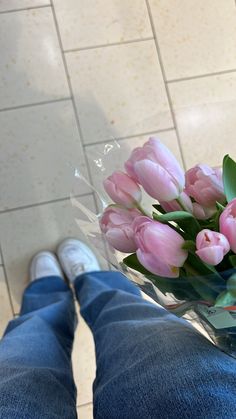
169, 72, 236, 168
0, 8, 69, 109
0, 0, 49, 12
149, 0, 236, 80
0, 101, 89, 210
53, 0, 152, 50
66, 41, 173, 143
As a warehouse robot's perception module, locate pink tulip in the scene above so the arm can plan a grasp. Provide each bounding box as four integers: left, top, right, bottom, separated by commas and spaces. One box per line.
132, 216, 188, 277
220, 199, 236, 253
192, 203, 216, 220
103, 171, 141, 208
125, 137, 185, 202
185, 165, 225, 213
196, 229, 230, 265
100, 206, 140, 253
160, 191, 193, 213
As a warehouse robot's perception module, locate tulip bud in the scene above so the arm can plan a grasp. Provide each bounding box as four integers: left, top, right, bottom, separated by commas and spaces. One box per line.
132, 216, 188, 277
185, 165, 225, 218
100, 206, 140, 253
192, 203, 216, 220
160, 191, 193, 213
196, 229, 230, 265
220, 198, 236, 253
125, 137, 185, 202
103, 171, 141, 208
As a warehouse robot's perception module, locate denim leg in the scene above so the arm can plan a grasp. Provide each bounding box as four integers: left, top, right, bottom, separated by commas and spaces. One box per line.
0, 276, 77, 419
74, 271, 236, 419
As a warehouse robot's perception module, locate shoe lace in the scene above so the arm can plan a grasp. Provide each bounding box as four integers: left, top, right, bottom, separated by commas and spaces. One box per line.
71, 262, 86, 276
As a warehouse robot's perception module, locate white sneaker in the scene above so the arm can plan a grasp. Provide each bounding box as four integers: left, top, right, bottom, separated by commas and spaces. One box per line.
57, 238, 100, 282
30, 251, 64, 282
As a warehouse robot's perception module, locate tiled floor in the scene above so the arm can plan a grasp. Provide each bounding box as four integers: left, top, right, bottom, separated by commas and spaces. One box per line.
1, 0, 236, 417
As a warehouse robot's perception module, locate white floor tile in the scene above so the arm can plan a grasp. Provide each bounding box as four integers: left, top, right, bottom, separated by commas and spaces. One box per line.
73, 311, 95, 406
169, 73, 236, 168
0, 8, 69, 110
66, 41, 173, 144
149, 0, 236, 80
0, 101, 89, 211
85, 129, 182, 211
0, 195, 106, 312
77, 403, 93, 419
0, 0, 49, 12
0, 267, 13, 337
53, 0, 152, 50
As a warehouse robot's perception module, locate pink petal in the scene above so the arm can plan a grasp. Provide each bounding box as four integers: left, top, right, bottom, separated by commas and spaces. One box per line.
147, 138, 185, 189
106, 228, 137, 253
136, 249, 179, 278
134, 160, 179, 201
196, 246, 224, 266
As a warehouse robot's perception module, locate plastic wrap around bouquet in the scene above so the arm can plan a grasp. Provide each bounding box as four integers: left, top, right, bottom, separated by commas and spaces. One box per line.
71, 137, 236, 358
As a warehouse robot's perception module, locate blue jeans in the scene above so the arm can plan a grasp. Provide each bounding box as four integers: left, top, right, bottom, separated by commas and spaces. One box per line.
0, 271, 235, 418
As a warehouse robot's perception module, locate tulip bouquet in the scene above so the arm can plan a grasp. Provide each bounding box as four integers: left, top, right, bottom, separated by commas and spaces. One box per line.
98, 138, 236, 356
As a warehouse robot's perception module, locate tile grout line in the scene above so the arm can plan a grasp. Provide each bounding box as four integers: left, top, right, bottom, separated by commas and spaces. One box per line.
167, 68, 236, 84
0, 97, 72, 113
83, 127, 175, 148
0, 4, 51, 15
145, 0, 187, 170
0, 247, 15, 317
0, 193, 93, 215
50, 0, 95, 188
50, 0, 112, 264
64, 37, 154, 53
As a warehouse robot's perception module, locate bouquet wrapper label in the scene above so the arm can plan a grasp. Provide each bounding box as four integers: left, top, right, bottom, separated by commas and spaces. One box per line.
197, 304, 236, 331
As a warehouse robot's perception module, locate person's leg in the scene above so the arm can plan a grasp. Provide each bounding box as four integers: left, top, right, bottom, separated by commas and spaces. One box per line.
0, 252, 77, 419
74, 270, 236, 419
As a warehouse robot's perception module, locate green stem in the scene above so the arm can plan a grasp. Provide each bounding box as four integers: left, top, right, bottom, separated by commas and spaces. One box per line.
176, 197, 187, 211
176, 197, 201, 232
136, 203, 152, 218
184, 262, 200, 277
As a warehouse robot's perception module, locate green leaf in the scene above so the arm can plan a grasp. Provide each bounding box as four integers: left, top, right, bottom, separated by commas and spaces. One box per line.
150, 275, 201, 301
151, 214, 187, 238
186, 252, 215, 276
153, 211, 201, 239
227, 274, 236, 297
229, 255, 236, 268
223, 154, 236, 203
179, 219, 201, 239
182, 240, 196, 251
185, 253, 225, 294
216, 201, 225, 211
122, 253, 151, 275
152, 204, 166, 214
214, 290, 235, 307
122, 254, 201, 300
213, 211, 221, 232
153, 210, 195, 222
